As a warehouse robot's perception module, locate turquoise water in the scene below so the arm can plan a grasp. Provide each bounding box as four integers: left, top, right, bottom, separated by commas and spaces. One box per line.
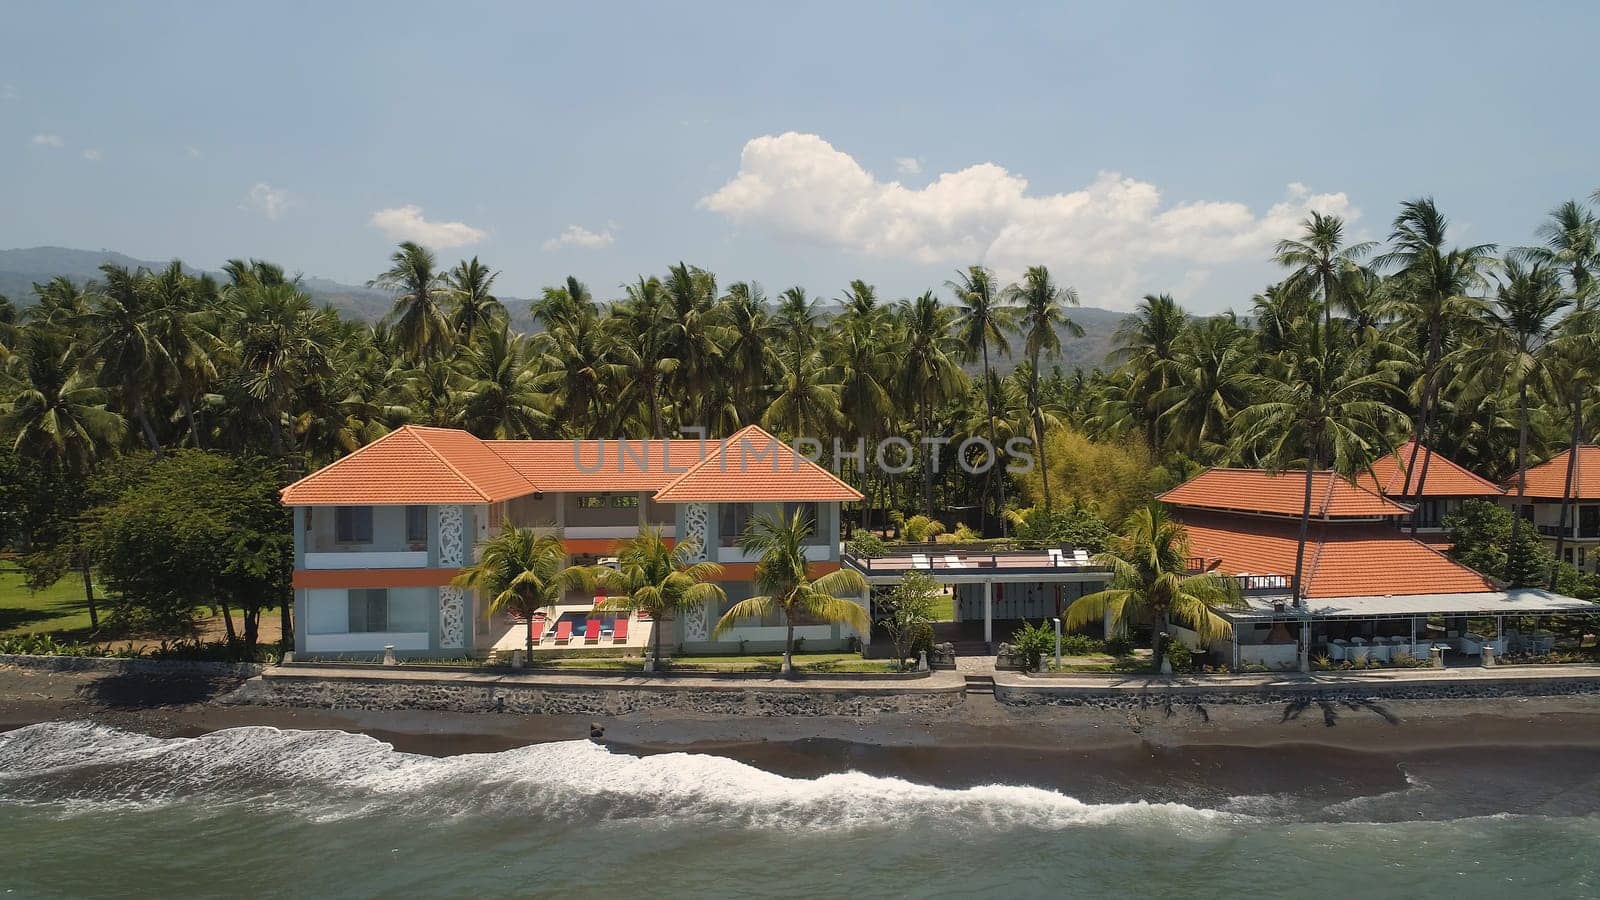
2, 722, 1598, 898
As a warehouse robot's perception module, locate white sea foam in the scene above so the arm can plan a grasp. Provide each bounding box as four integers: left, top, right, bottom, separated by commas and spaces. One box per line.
0, 722, 1233, 833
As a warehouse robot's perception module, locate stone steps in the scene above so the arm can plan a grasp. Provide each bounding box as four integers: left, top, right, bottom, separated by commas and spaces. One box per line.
964, 674, 996, 696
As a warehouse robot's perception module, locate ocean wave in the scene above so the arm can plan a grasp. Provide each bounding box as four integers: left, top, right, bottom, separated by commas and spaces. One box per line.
0, 721, 1233, 833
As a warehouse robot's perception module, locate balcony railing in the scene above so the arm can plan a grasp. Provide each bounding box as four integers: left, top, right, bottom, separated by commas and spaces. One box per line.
1538, 524, 1600, 539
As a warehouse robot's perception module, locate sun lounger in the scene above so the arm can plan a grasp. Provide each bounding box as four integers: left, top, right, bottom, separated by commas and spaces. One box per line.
912, 553, 931, 569
582, 618, 601, 644
1047, 548, 1065, 567
554, 619, 573, 644
612, 617, 630, 644
944, 555, 966, 569
1073, 549, 1090, 565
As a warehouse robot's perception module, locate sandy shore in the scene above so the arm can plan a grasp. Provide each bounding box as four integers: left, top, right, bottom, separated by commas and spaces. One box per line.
6, 664, 1600, 805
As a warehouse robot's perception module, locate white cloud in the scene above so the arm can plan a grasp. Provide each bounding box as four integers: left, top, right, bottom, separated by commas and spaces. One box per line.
241, 182, 291, 220
2, 84, 17, 101
368, 205, 487, 248
82, 148, 101, 162
541, 223, 617, 252
31, 133, 63, 148
186, 146, 202, 159
894, 156, 923, 176
701, 132, 1355, 307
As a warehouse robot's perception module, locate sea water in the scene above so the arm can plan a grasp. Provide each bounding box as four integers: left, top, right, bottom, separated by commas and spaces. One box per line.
1, 722, 1597, 898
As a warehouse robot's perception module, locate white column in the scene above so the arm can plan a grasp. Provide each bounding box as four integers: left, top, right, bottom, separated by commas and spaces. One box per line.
858, 587, 871, 646
983, 579, 993, 644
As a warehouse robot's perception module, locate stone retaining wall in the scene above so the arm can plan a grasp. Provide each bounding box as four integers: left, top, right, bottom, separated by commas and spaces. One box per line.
0, 653, 264, 679
996, 676, 1600, 709
237, 674, 963, 718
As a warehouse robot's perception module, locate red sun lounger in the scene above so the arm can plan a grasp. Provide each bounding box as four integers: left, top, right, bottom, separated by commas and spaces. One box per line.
611, 617, 630, 643
554, 619, 573, 644
583, 618, 601, 644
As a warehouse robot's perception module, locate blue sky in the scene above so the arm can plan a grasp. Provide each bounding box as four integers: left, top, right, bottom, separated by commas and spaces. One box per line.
4, 1, 1597, 312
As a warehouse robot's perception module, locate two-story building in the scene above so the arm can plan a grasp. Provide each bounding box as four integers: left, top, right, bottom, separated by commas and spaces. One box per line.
281, 424, 863, 659
1505, 445, 1600, 575
1358, 440, 1505, 546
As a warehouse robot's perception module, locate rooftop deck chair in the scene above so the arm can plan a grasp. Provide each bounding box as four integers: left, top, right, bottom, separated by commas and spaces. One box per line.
553, 619, 573, 645
944, 555, 967, 569
1047, 548, 1065, 567
912, 553, 932, 569
582, 617, 601, 645
611, 617, 630, 644
1073, 549, 1090, 565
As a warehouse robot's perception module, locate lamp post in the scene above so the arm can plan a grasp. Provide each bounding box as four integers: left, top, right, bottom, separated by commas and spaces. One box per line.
1052, 617, 1062, 672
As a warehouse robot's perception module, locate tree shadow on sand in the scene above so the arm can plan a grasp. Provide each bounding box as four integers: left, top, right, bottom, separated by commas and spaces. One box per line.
1281, 695, 1400, 727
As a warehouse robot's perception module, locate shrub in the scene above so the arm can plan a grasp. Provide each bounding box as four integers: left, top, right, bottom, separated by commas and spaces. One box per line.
845, 532, 887, 558
1311, 654, 1333, 671
1010, 620, 1057, 672
1105, 634, 1135, 657
1164, 641, 1193, 672
1058, 633, 1104, 656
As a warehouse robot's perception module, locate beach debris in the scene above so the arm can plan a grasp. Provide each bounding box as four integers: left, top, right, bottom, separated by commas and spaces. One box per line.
589, 722, 605, 739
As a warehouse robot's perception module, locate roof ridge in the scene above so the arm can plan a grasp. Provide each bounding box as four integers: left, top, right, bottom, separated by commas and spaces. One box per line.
651, 430, 736, 496
410, 428, 529, 503
478, 438, 544, 494
279, 425, 416, 498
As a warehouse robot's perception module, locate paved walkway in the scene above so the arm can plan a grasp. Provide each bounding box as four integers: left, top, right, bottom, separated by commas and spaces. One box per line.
996, 663, 1600, 691
264, 664, 967, 693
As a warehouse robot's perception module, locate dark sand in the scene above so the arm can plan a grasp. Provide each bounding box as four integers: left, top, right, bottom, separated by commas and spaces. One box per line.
5, 664, 1600, 809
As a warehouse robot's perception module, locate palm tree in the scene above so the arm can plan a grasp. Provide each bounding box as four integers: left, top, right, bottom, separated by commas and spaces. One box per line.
1235, 320, 1406, 602
1109, 293, 1189, 450
1374, 198, 1495, 511
455, 324, 549, 439
1548, 306, 1598, 585
1158, 315, 1255, 464
829, 313, 893, 525
713, 510, 870, 674
949, 265, 1017, 534
894, 292, 967, 515
450, 526, 602, 657
774, 286, 823, 364
370, 241, 453, 362
1457, 262, 1570, 558
661, 263, 726, 429
762, 349, 843, 440
1006, 265, 1082, 511
443, 257, 505, 345
531, 294, 619, 436
79, 264, 170, 452
1274, 211, 1376, 332
594, 528, 726, 666
1063, 503, 1242, 672
227, 280, 335, 455
719, 281, 775, 427
4, 330, 126, 630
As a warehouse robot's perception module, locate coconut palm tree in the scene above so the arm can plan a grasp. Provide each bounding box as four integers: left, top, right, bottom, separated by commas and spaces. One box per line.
1158, 315, 1255, 464
1064, 503, 1243, 672
1006, 265, 1082, 511
370, 241, 453, 363
763, 349, 843, 440
1274, 211, 1376, 332
1374, 198, 1495, 511
894, 291, 967, 515
451, 526, 603, 657
713, 510, 869, 674
443, 257, 505, 345
774, 286, 823, 364
1456, 262, 1571, 555
594, 528, 726, 665
455, 324, 549, 439
950, 265, 1017, 534
1235, 320, 1407, 602
78, 264, 171, 452
1109, 293, 1189, 450
719, 281, 775, 428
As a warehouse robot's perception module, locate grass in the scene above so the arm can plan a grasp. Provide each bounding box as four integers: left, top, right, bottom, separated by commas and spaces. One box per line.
534, 651, 897, 674
1045, 650, 1153, 674
0, 560, 101, 636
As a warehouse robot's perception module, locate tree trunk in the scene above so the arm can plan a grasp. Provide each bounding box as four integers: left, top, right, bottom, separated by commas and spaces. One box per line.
980, 340, 1001, 536
525, 616, 534, 658
78, 555, 98, 632
783, 615, 796, 676
1409, 444, 1436, 537
653, 612, 663, 666
921, 403, 935, 517
1551, 387, 1583, 589
243, 606, 259, 657
218, 598, 237, 644
280, 595, 295, 653
1292, 446, 1316, 603
1030, 349, 1050, 513
1151, 613, 1169, 674
182, 397, 204, 450
1509, 381, 1531, 581
136, 405, 162, 454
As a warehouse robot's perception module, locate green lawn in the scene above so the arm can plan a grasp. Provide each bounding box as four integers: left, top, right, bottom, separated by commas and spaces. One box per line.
534, 652, 896, 674
0, 560, 101, 637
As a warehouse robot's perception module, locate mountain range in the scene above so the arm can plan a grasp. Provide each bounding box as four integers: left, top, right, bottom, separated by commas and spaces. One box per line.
0, 246, 1128, 371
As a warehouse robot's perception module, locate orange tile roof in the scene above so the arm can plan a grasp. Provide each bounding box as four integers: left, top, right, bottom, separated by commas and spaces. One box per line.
1178, 511, 1497, 599
281, 426, 539, 505
1358, 441, 1503, 498
487, 439, 709, 491
1159, 469, 1412, 519
652, 425, 864, 502
1508, 445, 1600, 500
283, 425, 861, 506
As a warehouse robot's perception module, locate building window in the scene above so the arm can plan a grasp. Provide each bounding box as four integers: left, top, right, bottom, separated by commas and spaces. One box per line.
335, 506, 373, 543
611, 495, 639, 509
345, 588, 429, 633
719, 503, 751, 546
406, 506, 428, 544
578, 496, 606, 509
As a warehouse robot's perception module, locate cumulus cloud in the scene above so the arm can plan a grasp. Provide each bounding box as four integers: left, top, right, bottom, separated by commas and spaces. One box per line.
894, 156, 923, 176
701, 132, 1355, 306
542, 223, 617, 252
368, 205, 487, 248
186, 146, 202, 159
82, 148, 101, 162
242, 182, 291, 220
31, 133, 63, 148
